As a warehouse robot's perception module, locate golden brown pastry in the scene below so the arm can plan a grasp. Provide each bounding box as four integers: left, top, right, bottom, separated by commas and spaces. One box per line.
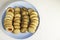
14, 22, 20, 26
4, 7, 39, 34
13, 28, 20, 34
28, 27, 36, 33
5, 26, 14, 32
14, 26, 20, 29
14, 19, 20, 23
6, 7, 14, 13
28, 9, 39, 33
15, 7, 20, 12
4, 7, 14, 32
6, 12, 14, 17
20, 27, 27, 33
20, 7, 29, 33
28, 8, 34, 14
14, 13, 21, 18
13, 7, 21, 34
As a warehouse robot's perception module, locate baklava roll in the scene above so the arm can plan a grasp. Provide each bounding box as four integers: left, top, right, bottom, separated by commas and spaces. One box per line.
20, 7, 29, 33
4, 7, 14, 32
28, 9, 39, 33
13, 7, 21, 33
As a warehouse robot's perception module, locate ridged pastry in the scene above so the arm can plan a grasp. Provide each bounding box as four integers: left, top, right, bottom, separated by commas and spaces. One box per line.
6, 12, 14, 17
28, 8, 34, 14
4, 7, 14, 32
4, 22, 12, 26
21, 24, 28, 27
14, 22, 20, 26
6, 7, 14, 13
5, 26, 14, 32
4, 17, 12, 20
20, 27, 27, 33
21, 22, 28, 25
4, 19, 12, 22
22, 18, 29, 22
14, 17, 20, 21
28, 9, 39, 33
21, 11, 28, 16
29, 12, 38, 15
4, 7, 39, 34
13, 28, 20, 34
14, 26, 20, 28
14, 20, 20, 23
4, 25, 12, 27
28, 27, 36, 33
15, 7, 20, 12
5, 15, 13, 20
31, 17, 38, 21
14, 13, 21, 18
13, 7, 21, 34
20, 7, 29, 33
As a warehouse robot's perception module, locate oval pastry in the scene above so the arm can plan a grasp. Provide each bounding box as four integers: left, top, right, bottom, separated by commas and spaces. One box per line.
4, 7, 14, 32
28, 9, 39, 33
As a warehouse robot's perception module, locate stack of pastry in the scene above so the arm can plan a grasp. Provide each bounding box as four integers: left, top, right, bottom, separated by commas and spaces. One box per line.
20, 7, 29, 33
4, 7, 14, 32
13, 7, 21, 34
28, 8, 39, 33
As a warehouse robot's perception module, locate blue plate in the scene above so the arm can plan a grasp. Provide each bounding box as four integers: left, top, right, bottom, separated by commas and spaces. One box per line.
1, 1, 39, 39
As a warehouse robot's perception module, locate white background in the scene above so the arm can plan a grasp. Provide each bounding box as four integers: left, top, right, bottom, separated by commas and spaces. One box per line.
0, 0, 60, 40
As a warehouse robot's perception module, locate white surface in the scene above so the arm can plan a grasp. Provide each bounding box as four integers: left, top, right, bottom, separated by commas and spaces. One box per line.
0, 0, 60, 40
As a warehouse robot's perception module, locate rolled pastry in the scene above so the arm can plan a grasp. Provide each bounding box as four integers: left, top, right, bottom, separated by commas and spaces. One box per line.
4, 25, 12, 27
20, 27, 27, 33
13, 28, 20, 34
15, 7, 20, 12
5, 26, 14, 32
14, 22, 20, 26
4, 22, 12, 26
14, 20, 20, 23
14, 25, 20, 29
6, 12, 14, 17
14, 13, 21, 18
14, 17, 20, 21
28, 27, 36, 33
4, 7, 14, 32
13, 7, 21, 34
20, 7, 29, 33
6, 7, 14, 13
5, 15, 13, 20
21, 11, 28, 16
22, 18, 29, 22
28, 8, 34, 14
28, 10, 39, 33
